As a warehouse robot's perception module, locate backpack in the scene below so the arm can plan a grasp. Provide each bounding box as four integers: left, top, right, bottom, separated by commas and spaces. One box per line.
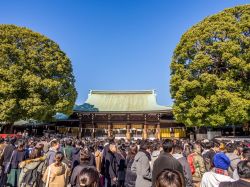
20, 161, 44, 186
187, 153, 195, 175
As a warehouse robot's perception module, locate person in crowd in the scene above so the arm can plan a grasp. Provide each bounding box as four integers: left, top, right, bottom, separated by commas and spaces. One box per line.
71, 147, 96, 187
151, 143, 161, 170
103, 141, 119, 187
131, 140, 152, 187
155, 169, 185, 187
187, 142, 206, 186
125, 144, 138, 187
152, 139, 184, 187
233, 148, 250, 180
62, 139, 74, 166
200, 152, 235, 187
46, 139, 60, 166
18, 147, 46, 187
94, 144, 102, 173
225, 143, 241, 177
219, 160, 250, 187
1, 138, 16, 186
78, 167, 100, 187
202, 141, 216, 171
42, 151, 70, 187
172, 145, 193, 187
116, 145, 126, 187
6, 139, 28, 187
72, 140, 84, 170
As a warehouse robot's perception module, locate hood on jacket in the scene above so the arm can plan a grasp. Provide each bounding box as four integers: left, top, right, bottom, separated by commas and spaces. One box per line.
152, 150, 160, 158
202, 171, 235, 187
134, 151, 149, 162
172, 153, 184, 160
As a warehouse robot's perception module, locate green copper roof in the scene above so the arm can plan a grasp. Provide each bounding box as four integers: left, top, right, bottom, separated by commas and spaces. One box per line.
78, 90, 170, 112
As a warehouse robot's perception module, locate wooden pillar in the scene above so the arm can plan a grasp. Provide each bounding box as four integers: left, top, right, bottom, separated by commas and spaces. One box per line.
155, 123, 161, 139
108, 123, 113, 137
143, 124, 148, 139
126, 124, 131, 140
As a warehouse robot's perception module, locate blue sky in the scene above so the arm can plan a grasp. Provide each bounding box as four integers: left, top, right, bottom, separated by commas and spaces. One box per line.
0, 0, 248, 106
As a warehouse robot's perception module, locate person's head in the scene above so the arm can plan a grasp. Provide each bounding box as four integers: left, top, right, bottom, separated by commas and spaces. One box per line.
226, 143, 236, 153
155, 169, 184, 187
29, 147, 42, 159
78, 167, 99, 187
66, 139, 72, 146
127, 143, 138, 159
241, 148, 250, 161
193, 142, 202, 154
162, 139, 174, 153
139, 140, 151, 153
204, 141, 214, 150
237, 160, 250, 179
173, 145, 183, 155
17, 139, 25, 151
109, 142, 117, 153
80, 148, 91, 164
54, 151, 64, 165
213, 152, 230, 170
50, 139, 59, 150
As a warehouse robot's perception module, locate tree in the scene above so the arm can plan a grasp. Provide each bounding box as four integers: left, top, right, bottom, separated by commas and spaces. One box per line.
170, 5, 250, 127
0, 25, 77, 130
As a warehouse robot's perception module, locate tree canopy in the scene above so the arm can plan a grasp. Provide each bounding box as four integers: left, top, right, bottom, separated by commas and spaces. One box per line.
170, 5, 250, 127
0, 25, 77, 124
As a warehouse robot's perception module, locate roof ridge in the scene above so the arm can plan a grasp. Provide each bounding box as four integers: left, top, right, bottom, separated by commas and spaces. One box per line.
89, 90, 156, 94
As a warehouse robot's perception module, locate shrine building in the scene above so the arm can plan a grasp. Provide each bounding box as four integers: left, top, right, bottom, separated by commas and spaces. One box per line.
72, 90, 185, 139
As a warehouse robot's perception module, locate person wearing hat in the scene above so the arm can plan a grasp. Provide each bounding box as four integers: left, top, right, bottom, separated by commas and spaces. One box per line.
200, 152, 235, 187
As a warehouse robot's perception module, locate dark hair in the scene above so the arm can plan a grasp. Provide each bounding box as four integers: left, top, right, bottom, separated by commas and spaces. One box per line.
173, 145, 183, 154
54, 151, 64, 165
29, 147, 42, 159
226, 143, 236, 153
78, 167, 99, 187
162, 139, 174, 153
155, 169, 184, 187
242, 148, 250, 161
204, 142, 214, 150
139, 140, 150, 151
237, 160, 250, 179
80, 148, 91, 163
127, 144, 138, 160
66, 139, 72, 146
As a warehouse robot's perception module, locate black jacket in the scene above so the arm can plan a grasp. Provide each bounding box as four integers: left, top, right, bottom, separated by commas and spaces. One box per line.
104, 150, 118, 186
125, 157, 136, 187
152, 152, 184, 187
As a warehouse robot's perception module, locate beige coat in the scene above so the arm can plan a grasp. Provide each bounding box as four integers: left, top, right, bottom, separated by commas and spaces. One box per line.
95, 150, 102, 173
42, 162, 70, 187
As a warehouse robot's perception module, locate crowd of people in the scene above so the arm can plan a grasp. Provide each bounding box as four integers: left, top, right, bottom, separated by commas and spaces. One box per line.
0, 135, 249, 187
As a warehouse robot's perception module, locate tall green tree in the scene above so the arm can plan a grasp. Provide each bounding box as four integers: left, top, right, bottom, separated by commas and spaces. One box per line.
170, 5, 250, 127
0, 25, 77, 128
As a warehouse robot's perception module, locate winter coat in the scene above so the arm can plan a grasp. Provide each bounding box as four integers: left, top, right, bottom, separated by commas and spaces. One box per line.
201, 169, 235, 187
42, 162, 70, 187
18, 156, 46, 187
151, 150, 160, 170
152, 152, 184, 187
95, 150, 102, 173
7, 149, 27, 187
226, 153, 240, 177
173, 153, 193, 187
103, 150, 119, 186
46, 148, 57, 166
191, 152, 206, 181
131, 151, 152, 187
219, 179, 250, 187
125, 156, 136, 187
